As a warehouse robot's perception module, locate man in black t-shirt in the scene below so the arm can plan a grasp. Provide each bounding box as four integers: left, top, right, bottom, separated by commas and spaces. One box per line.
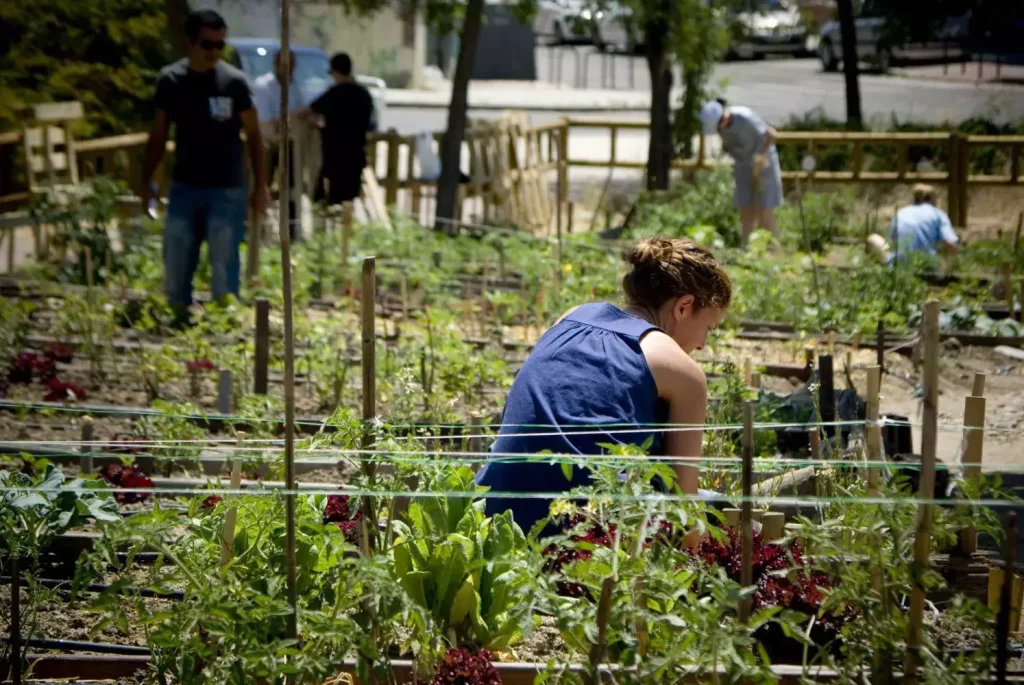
304, 53, 374, 206
140, 9, 267, 322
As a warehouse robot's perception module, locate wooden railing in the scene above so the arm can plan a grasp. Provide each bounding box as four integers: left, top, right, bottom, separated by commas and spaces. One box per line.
561, 119, 1024, 228
4, 117, 1023, 230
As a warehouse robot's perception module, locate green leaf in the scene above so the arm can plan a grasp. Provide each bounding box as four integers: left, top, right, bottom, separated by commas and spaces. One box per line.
560, 461, 574, 482
401, 570, 431, 609
449, 577, 478, 625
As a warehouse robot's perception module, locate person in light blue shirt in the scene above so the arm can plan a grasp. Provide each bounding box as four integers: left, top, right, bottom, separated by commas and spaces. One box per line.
890, 184, 959, 260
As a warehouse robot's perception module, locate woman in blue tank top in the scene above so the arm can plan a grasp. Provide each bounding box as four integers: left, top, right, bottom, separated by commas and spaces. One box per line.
476, 237, 732, 533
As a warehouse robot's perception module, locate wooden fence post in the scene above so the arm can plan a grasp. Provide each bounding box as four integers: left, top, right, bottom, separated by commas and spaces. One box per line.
341, 201, 354, 295
743, 357, 752, 386
960, 374, 986, 555
739, 401, 754, 623
904, 300, 940, 683
254, 298, 269, 395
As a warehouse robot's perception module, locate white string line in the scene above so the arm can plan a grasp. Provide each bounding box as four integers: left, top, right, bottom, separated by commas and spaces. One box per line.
1, 418, 1004, 449
0, 444, 985, 471
1, 485, 1017, 508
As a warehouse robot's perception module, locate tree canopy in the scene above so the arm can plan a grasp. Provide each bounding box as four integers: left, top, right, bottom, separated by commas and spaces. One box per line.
0, 0, 172, 136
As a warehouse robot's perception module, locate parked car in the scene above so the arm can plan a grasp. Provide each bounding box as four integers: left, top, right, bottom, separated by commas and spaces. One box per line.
595, 0, 810, 58
533, 0, 601, 46
817, 2, 970, 73
226, 39, 386, 128
726, 0, 811, 60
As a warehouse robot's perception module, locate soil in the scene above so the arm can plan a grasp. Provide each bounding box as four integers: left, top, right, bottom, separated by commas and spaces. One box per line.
494, 615, 567, 663
1, 583, 169, 649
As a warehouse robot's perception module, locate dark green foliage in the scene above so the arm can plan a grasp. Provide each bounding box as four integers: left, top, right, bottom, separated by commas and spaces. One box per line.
0, 0, 172, 137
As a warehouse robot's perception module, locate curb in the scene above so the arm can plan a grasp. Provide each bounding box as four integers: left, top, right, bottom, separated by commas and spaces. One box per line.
385, 97, 653, 112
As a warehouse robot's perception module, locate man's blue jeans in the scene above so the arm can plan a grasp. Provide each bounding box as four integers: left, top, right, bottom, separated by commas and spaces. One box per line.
164, 183, 247, 307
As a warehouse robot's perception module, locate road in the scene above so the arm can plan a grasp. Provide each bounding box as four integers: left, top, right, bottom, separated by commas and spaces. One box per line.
385, 53, 1024, 134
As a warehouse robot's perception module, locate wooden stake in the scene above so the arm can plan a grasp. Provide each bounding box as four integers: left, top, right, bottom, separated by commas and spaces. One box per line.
959, 392, 987, 554
254, 298, 269, 395
903, 300, 940, 683
876, 320, 886, 372
762, 512, 785, 542
220, 432, 244, 566
827, 330, 836, 357
973, 371, 986, 398
739, 401, 754, 623
742, 357, 752, 386
216, 369, 232, 415
818, 354, 835, 441
852, 331, 861, 350
567, 201, 575, 234
804, 344, 815, 369
1014, 211, 1023, 259
360, 256, 378, 552
275, 3, 299, 650
997, 512, 1018, 684
809, 428, 822, 462
341, 201, 353, 295
724, 508, 740, 526
79, 417, 94, 475
11, 553, 21, 685
749, 371, 761, 390
865, 366, 882, 497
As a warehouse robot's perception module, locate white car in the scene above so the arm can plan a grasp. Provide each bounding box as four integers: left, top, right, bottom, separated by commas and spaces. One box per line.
818, 2, 970, 73
534, 0, 601, 46
727, 0, 810, 60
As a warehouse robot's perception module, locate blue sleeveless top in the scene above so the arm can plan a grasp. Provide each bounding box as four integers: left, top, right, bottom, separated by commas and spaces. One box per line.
476, 303, 666, 532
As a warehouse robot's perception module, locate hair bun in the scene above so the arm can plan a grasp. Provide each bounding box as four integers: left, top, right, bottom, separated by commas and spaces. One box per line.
625, 238, 674, 268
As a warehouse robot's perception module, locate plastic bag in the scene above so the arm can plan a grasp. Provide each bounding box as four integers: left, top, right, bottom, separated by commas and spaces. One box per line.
416, 133, 441, 182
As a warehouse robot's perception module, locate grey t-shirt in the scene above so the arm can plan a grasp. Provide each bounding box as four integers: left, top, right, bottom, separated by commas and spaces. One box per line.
154, 59, 254, 188
720, 106, 768, 166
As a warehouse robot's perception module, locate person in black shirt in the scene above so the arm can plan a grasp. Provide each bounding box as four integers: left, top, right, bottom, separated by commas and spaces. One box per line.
304, 53, 375, 206
140, 9, 267, 322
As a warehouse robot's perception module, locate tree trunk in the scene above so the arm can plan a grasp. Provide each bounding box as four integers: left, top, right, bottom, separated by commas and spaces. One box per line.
165, 0, 190, 59
434, 0, 485, 232
645, 1, 673, 191
836, 0, 862, 127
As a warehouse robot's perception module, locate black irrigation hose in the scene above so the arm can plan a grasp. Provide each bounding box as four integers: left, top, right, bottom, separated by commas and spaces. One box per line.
0, 575, 184, 601
1, 635, 151, 656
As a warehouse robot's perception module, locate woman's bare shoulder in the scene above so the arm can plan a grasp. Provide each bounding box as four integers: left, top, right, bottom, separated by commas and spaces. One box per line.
639, 331, 707, 398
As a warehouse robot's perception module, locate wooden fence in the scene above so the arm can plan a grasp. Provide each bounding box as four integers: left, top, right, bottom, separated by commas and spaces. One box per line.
2, 118, 1023, 229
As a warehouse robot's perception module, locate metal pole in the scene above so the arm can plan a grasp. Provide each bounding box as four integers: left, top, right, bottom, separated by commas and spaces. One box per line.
277, 0, 299, 654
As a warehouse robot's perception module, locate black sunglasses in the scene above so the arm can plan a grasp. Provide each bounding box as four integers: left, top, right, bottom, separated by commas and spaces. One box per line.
199, 39, 226, 51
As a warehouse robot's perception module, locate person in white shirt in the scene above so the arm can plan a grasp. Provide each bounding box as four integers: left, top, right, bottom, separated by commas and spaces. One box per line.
252, 50, 308, 240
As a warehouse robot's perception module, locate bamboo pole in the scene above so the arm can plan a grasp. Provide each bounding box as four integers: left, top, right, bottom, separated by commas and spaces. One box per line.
276, 0, 299, 650
865, 366, 882, 497
959, 391, 986, 554
903, 300, 940, 683
739, 401, 754, 623
997, 512, 1017, 685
